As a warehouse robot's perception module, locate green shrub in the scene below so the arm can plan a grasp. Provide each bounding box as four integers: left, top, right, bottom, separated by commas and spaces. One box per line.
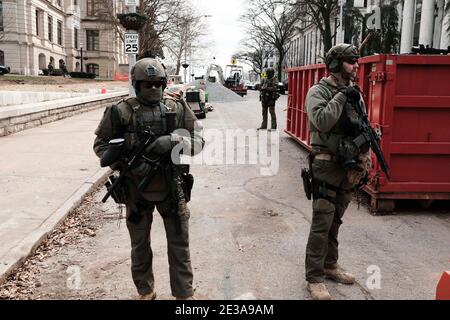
70, 72, 96, 79
50, 69, 64, 76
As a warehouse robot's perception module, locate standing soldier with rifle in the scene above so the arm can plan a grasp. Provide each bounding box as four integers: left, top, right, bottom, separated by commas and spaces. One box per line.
93, 58, 204, 300
302, 44, 389, 300
258, 67, 280, 130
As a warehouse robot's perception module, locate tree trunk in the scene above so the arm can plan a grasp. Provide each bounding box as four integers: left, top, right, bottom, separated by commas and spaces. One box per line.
175, 59, 181, 76
322, 12, 333, 52
276, 47, 284, 81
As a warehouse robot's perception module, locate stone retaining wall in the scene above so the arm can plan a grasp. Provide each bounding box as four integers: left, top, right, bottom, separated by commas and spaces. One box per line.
0, 94, 127, 137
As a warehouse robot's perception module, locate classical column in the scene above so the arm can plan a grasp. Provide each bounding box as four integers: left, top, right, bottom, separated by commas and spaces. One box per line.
441, 0, 450, 48
400, 0, 416, 53
419, 0, 436, 47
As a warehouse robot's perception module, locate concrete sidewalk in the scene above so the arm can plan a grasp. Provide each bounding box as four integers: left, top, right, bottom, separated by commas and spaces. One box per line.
0, 107, 109, 282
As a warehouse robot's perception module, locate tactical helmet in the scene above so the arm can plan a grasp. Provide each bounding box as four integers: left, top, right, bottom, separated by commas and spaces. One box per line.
131, 58, 167, 91
325, 44, 360, 73
266, 67, 275, 78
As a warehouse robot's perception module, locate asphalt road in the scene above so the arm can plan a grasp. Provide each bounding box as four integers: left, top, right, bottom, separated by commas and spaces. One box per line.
3, 90, 449, 300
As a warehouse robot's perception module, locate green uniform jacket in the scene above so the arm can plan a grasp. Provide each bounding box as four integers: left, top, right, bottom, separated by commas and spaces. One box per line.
93, 94, 204, 202
305, 76, 361, 155
260, 76, 279, 103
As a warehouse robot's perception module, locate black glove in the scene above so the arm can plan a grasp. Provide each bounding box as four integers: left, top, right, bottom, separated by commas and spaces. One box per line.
145, 135, 173, 156
345, 86, 361, 101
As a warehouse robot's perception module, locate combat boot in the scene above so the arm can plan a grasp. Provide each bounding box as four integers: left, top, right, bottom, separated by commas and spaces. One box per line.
306, 282, 331, 300
136, 291, 157, 300
175, 295, 196, 300
324, 266, 355, 284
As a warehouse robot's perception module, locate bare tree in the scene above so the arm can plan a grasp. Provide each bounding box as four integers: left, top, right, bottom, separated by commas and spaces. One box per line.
164, 5, 209, 75
97, 0, 182, 59
294, 0, 339, 53
241, 0, 301, 80
234, 34, 274, 75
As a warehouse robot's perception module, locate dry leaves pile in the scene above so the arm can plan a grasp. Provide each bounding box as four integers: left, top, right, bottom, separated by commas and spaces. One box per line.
0, 194, 103, 300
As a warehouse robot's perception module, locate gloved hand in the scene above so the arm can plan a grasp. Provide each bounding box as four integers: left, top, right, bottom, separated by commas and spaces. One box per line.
130, 160, 152, 177
345, 86, 361, 101
145, 135, 173, 156
347, 152, 372, 186
337, 86, 360, 101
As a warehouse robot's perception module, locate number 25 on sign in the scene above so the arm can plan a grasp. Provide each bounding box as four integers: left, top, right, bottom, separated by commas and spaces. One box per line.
124, 33, 139, 54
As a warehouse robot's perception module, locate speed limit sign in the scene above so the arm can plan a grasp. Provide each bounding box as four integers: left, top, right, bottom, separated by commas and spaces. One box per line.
124, 33, 139, 54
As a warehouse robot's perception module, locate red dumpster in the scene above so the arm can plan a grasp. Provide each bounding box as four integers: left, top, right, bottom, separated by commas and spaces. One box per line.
285, 54, 450, 211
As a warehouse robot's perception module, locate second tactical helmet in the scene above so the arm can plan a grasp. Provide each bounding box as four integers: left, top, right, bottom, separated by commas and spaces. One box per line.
325, 44, 360, 73
131, 58, 167, 92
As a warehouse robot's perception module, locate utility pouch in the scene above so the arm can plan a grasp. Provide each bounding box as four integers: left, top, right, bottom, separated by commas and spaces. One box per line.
301, 168, 312, 200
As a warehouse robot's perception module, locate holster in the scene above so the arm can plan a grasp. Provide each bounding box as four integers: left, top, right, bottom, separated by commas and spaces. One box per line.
301, 168, 312, 200
181, 173, 194, 203
104, 174, 127, 205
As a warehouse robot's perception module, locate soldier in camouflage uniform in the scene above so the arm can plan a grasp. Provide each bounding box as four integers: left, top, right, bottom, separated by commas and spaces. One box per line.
304, 44, 371, 300
258, 67, 280, 130
93, 58, 204, 300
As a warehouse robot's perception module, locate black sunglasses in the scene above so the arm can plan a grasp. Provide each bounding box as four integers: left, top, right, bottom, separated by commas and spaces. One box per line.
142, 81, 164, 88
343, 57, 359, 65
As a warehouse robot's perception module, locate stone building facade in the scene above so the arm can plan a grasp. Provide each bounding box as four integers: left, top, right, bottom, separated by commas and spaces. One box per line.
284, 0, 450, 70
0, 0, 127, 79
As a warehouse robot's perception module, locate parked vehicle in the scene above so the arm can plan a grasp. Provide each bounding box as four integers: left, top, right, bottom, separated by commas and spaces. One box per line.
224, 65, 247, 96
185, 89, 207, 119
0, 65, 11, 75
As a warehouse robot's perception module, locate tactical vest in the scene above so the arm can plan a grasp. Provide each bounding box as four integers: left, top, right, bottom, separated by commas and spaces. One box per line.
112, 97, 170, 153
308, 79, 360, 155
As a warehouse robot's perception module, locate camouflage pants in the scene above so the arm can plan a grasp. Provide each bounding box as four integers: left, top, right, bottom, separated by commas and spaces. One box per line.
260, 100, 277, 129
305, 158, 353, 283
126, 196, 193, 298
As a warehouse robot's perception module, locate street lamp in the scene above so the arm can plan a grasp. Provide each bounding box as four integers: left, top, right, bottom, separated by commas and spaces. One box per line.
75, 41, 88, 73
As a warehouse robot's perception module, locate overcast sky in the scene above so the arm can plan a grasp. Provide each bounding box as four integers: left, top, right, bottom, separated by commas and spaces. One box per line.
189, 0, 249, 75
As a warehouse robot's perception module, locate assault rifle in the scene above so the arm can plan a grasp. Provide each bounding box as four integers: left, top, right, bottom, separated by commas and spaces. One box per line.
348, 88, 391, 179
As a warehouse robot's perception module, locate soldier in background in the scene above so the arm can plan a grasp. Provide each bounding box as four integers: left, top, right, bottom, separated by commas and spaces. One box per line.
258, 67, 280, 130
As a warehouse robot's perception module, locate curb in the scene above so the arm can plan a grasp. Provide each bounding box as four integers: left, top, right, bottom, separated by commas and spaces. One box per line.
0, 167, 111, 285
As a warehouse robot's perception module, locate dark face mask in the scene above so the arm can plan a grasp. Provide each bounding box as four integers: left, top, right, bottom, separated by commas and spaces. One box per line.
137, 86, 163, 105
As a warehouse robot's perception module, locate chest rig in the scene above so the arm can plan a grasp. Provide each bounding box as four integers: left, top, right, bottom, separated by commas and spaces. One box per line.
115, 98, 169, 151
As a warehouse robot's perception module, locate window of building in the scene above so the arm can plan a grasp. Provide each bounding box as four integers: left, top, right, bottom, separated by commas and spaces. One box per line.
0, 1, 3, 32
87, 0, 100, 16
74, 0, 77, 5
86, 63, 99, 76
38, 53, 46, 70
413, 0, 422, 46
0, 50, 4, 66
86, 30, 99, 51
48, 15, 53, 42
74, 28, 78, 49
57, 20, 62, 45
57, 0, 61, 6
35, 10, 39, 35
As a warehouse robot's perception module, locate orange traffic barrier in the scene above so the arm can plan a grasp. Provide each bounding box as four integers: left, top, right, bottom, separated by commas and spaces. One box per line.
436, 271, 450, 300
114, 73, 129, 82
